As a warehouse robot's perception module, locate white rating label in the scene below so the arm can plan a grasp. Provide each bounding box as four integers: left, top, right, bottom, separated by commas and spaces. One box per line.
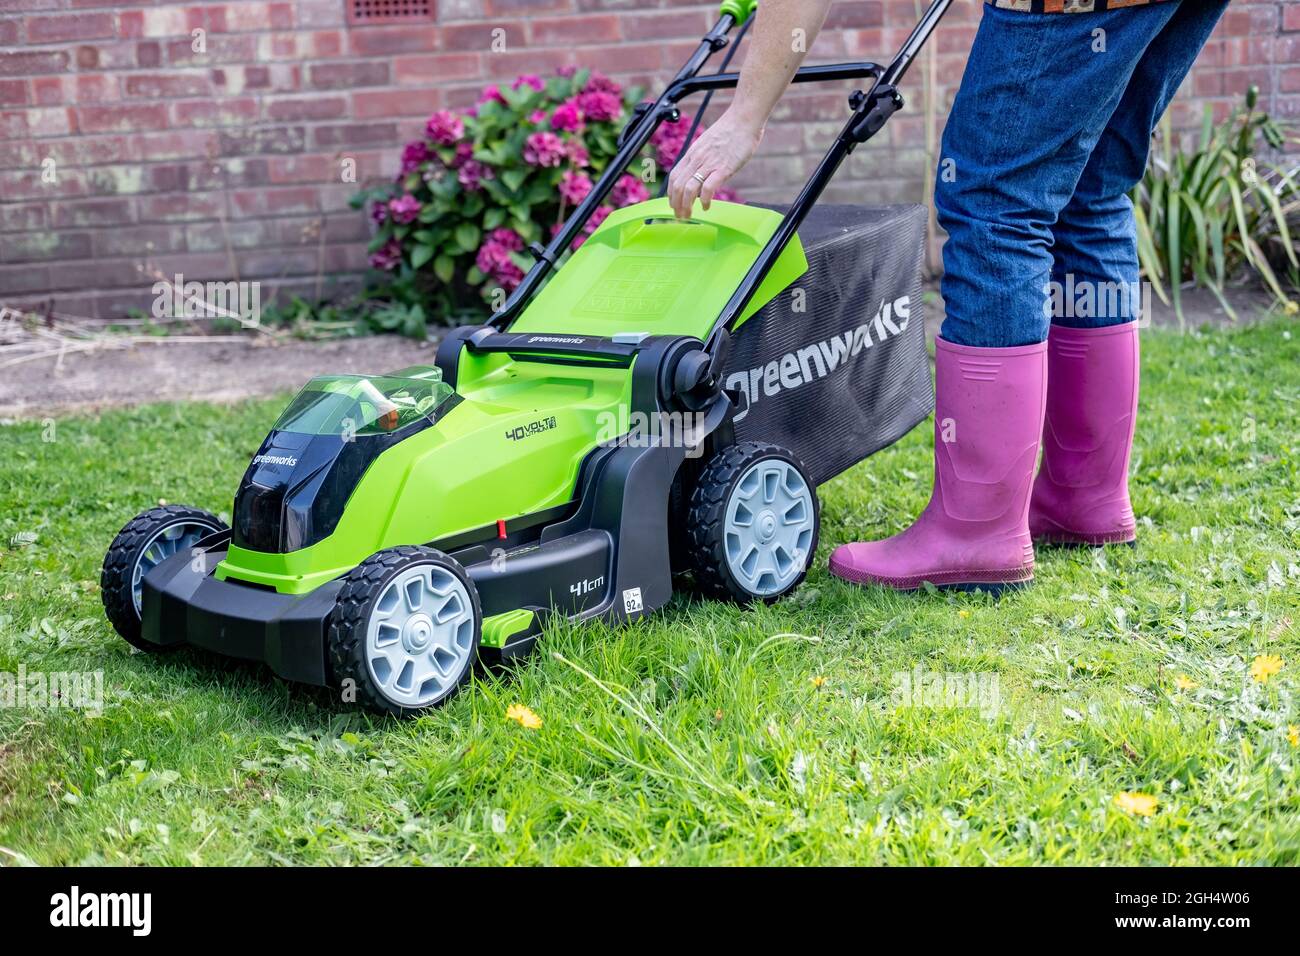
622, 587, 643, 614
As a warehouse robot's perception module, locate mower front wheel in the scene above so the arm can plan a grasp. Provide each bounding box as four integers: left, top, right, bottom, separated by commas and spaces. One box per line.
328, 546, 482, 717
686, 441, 820, 604
101, 504, 228, 650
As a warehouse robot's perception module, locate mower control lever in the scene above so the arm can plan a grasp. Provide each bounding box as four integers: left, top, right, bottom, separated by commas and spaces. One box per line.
846, 84, 903, 145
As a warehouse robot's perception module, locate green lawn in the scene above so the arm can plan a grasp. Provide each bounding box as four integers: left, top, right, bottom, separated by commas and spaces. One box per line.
1, 318, 1297, 866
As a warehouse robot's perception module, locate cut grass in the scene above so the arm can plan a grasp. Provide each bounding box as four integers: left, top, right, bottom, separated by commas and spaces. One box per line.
0, 318, 1297, 865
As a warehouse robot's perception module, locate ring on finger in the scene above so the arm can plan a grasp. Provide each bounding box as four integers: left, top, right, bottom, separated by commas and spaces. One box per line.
691, 171, 707, 185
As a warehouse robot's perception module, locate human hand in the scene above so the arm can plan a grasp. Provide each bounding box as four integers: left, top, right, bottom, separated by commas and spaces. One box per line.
666, 110, 763, 219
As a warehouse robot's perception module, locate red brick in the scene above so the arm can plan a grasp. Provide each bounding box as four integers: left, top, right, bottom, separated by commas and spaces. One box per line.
395, 53, 480, 85
267, 154, 334, 185
0, 20, 19, 46
125, 72, 213, 98
0, 50, 70, 76
529, 15, 620, 46
27, 12, 116, 43
0, 79, 27, 107
1286, 5, 1300, 33
78, 102, 170, 133
266, 96, 348, 121
311, 122, 399, 148
231, 186, 320, 216
138, 192, 225, 222
51, 197, 134, 229
349, 26, 440, 56
172, 98, 260, 127
443, 22, 526, 51
622, 11, 710, 41
118, 9, 144, 38
309, 60, 390, 89
352, 88, 441, 119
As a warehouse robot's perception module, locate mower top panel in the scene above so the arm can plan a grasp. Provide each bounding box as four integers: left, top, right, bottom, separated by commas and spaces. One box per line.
508, 198, 808, 341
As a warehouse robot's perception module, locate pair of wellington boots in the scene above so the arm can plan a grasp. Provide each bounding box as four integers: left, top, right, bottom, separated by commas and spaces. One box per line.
829, 322, 1139, 593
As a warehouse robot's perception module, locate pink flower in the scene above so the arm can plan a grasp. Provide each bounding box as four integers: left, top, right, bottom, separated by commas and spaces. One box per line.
475, 238, 525, 291
387, 194, 421, 224
529, 109, 548, 125
550, 99, 584, 133
475, 240, 512, 275
457, 160, 492, 191
651, 114, 701, 166
556, 65, 578, 79
400, 141, 430, 175
370, 238, 402, 271
611, 173, 648, 208
559, 169, 593, 205
370, 202, 388, 225
587, 204, 613, 232
425, 109, 464, 146
478, 84, 507, 106
714, 186, 740, 203
583, 70, 622, 97
451, 141, 473, 168
576, 90, 621, 123
572, 204, 613, 248
512, 74, 544, 92
565, 139, 590, 167
523, 131, 565, 167
489, 228, 524, 252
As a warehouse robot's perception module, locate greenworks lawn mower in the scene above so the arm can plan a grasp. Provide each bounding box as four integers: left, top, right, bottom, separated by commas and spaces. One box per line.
101, 0, 951, 715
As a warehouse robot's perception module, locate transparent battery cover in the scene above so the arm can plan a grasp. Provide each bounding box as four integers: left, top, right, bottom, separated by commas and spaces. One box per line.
273, 371, 453, 437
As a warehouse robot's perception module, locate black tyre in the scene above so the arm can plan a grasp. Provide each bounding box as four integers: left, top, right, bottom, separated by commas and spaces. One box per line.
686, 441, 820, 603
101, 505, 227, 650
328, 545, 482, 717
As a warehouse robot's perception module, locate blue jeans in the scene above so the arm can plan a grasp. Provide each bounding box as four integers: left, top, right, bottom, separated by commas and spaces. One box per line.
936, 0, 1229, 348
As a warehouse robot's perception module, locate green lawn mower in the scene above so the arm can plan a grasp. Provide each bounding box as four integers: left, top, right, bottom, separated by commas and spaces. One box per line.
101, 0, 951, 715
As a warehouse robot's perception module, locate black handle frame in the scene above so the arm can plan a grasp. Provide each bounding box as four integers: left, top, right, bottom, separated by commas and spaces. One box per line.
485, 0, 955, 359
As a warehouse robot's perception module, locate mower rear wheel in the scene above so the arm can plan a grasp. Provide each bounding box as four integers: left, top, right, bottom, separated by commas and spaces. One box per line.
328, 546, 482, 716
686, 442, 819, 603
101, 504, 228, 651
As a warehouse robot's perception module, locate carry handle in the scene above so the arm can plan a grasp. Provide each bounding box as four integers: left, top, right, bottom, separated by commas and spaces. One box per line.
719, 0, 757, 24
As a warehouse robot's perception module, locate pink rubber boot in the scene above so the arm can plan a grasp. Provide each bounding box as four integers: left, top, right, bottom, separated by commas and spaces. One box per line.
829, 337, 1047, 593
1029, 322, 1139, 547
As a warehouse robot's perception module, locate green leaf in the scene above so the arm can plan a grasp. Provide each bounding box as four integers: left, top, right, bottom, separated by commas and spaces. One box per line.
454, 222, 481, 253
433, 254, 455, 283
410, 243, 434, 270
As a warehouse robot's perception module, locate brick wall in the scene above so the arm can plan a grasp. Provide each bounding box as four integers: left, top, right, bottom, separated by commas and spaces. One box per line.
0, 0, 1294, 320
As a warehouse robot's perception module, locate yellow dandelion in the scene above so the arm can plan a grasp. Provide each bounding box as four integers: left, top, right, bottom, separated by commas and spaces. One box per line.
810, 676, 827, 688
1285, 300, 1299, 316
958, 609, 971, 619
1249, 654, 1284, 684
1113, 791, 1158, 817
713, 708, 723, 721
505, 703, 542, 730
1287, 725, 1299, 748
1174, 675, 1198, 691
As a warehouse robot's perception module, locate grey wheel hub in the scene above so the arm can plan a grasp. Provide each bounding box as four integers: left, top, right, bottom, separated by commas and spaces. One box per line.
365, 563, 476, 708
132, 521, 219, 616
724, 458, 815, 597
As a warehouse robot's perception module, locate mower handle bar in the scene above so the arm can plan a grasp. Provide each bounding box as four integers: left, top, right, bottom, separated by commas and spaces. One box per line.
486, 0, 954, 347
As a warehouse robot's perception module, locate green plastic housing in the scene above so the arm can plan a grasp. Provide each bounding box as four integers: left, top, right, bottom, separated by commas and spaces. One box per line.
509, 198, 807, 339
216, 197, 807, 594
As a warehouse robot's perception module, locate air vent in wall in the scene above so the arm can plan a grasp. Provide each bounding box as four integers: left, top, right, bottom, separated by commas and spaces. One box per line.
347, 0, 435, 25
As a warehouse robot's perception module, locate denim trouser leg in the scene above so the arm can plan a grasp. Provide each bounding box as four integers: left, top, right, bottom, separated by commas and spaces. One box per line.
1052, 0, 1230, 330
935, 2, 1215, 347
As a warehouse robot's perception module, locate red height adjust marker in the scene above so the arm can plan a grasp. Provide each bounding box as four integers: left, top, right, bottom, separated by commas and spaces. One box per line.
497, 519, 507, 540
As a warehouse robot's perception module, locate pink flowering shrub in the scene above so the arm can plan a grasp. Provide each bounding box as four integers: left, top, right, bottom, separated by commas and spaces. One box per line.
353, 68, 738, 318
